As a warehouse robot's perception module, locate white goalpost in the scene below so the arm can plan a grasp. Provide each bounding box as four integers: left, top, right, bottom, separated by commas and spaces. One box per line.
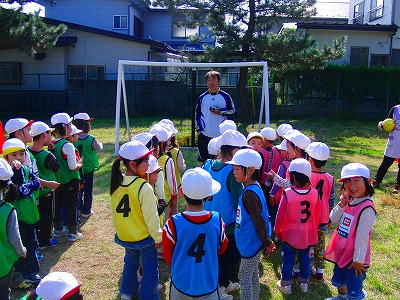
114, 60, 270, 155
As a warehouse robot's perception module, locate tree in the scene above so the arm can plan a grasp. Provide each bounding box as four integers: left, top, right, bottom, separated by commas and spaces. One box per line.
0, 0, 66, 55
153, 0, 346, 121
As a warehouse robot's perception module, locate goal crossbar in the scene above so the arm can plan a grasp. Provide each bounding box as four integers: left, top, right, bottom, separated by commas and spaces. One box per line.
115, 60, 270, 155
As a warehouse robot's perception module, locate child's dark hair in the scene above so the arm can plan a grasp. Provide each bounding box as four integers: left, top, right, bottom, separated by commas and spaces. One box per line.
147, 135, 159, 152
289, 171, 310, 188
239, 166, 260, 181
0, 180, 19, 203
217, 145, 238, 162
205, 70, 221, 82
74, 119, 90, 133
159, 141, 167, 156
340, 177, 374, 197
287, 140, 307, 158
52, 123, 68, 137
170, 135, 178, 148
110, 156, 147, 195
184, 195, 205, 205
309, 157, 327, 168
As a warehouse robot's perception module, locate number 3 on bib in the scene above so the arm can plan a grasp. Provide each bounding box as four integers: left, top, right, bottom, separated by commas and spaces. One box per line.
187, 233, 206, 263
300, 200, 311, 223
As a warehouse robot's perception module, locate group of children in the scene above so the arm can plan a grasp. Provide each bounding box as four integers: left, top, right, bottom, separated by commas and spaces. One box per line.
0, 112, 102, 299
0, 113, 377, 300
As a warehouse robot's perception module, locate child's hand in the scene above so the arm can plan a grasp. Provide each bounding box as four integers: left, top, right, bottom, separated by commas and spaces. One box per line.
349, 262, 367, 277
338, 188, 350, 208
154, 242, 162, 249
266, 170, 276, 179
378, 121, 383, 131
11, 160, 21, 170
48, 181, 60, 190
266, 241, 276, 257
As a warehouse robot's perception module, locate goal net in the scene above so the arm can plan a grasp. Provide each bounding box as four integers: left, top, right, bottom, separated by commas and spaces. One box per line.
114, 60, 270, 155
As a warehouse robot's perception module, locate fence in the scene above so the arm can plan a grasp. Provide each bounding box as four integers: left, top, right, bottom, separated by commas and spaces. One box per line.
0, 71, 398, 122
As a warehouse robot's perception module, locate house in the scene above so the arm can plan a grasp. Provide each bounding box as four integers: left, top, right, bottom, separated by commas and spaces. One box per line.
294, 0, 399, 66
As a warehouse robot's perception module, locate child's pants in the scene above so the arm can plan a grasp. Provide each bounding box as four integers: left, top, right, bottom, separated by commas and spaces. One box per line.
331, 264, 367, 300
239, 251, 262, 300
281, 243, 311, 284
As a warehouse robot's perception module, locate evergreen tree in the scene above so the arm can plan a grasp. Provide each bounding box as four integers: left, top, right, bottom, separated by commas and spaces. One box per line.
154, 0, 346, 120
0, 0, 66, 55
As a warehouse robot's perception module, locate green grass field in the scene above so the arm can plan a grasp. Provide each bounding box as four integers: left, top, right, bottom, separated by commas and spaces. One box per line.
11, 117, 400, 300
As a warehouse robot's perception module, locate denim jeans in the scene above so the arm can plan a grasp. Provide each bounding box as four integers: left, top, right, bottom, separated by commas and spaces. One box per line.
14, 221, 39, 279
281, 243, 311, 283
331, 264, 367, 300
115, 236, 159, 300
78, 171, 94, 215
54, 179, 80, 234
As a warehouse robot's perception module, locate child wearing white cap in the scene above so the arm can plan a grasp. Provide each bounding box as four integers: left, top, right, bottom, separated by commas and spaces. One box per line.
275, 158, 319, 295
2, 139, 41, 284
163, 167, 228, 300
305, 142, 336, 281
50, 113, 83, 243
73, 112, 103, 218
203, 130, 246, 298
324, 163, 376, 300
110, 140, 162, 300
227, 149, 275, 300
0, 158, 26, 299
29, 122, 60, 250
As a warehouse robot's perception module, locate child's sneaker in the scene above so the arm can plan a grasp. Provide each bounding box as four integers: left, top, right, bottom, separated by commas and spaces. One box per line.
299, 282, 308, 293
120, 294, 132, 300
157, 252, 164, 260
53, 228, 68, 238
38, 238, 59, 250
324, 294, 348, 300
225, 281, 240, 293
81, 209, 94, 218
393, 184, 399, 194
24, 274, 41, 283
36, 249, 44, 261
218, 286, 233, 300
276, 280, 292, 295
12, 281, 32, 290
67, 232, 83, 242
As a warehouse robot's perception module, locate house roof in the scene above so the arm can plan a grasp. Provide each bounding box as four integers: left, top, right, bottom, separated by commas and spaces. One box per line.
297, 21, 398, 33
42, 17, 178, 53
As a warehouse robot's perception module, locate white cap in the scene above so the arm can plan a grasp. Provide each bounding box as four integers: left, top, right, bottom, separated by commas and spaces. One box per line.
208, 137, 220, 156
339, 163, 370, 182
159, 122, 178, 136
159, 118, 175, 126
247, 132, 264, 142
285, 131, 311, 150
36, 272, 81, 300
0, 158, 13, 181
4, 118, 34, 134
2, 138, 25, 156
219, 120, 237, 134
146, 155, 161, 174
132, 132, 154, 147
289, 158, 312, 178
260, 127, 277, 141
226, 148, 262, 169
70, 124, 82, 135
73, 112, 93, 121
31, 121, 54, 137
51, 113, 73, 125
277, 123, 293, 137
306, 142, 330, 161
276, 139, 287, 151
118, 140, 153, 161
282, 129, 297, 139
181, 167, 221, 199
149, 124, 172, 142
217, 130, 247, 148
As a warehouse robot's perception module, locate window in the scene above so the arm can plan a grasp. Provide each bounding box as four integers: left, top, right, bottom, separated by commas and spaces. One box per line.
68, 65, 85, 80
370, 54, 389, 66
172, 23, 199, 38
134, 16, 143, 37
87, 66, 105, 80
350, 47, 369, 66
0, 62, 22, 84
369, 0, 383, 21
391, 49, 400, 66
353, 1, 365, 24
113, 15, 128, 29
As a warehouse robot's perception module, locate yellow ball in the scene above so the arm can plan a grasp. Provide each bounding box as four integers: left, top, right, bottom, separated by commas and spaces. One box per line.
382, 118, 395, 132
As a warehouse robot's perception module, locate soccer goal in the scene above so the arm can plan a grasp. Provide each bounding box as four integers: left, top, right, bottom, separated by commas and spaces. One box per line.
114, 60, 270, 155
